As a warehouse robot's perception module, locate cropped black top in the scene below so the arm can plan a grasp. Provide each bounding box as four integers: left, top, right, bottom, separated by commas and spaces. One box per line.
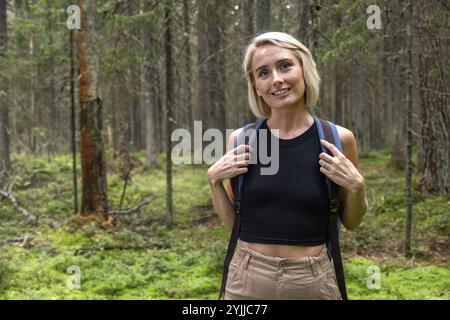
239, 120, 330, 245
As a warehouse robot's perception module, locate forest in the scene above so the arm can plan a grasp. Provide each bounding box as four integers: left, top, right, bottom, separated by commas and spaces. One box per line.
0, 0, 448, 300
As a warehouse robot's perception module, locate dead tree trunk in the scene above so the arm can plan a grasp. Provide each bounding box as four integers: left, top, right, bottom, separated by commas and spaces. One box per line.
77, 0, 108, 217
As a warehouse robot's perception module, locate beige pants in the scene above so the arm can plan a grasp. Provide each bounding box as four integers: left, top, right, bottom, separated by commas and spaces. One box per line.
224, 240, 342, 300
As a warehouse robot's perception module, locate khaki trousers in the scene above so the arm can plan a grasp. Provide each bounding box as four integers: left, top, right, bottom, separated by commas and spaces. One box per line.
224, 240, 342, 300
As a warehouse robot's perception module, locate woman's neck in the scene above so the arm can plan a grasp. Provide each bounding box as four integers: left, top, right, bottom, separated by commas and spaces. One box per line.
267, 107, 313, 139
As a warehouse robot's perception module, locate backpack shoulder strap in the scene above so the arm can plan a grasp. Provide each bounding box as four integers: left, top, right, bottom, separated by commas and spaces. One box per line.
230, 119, 267, 206
219, 119, 266, 300
314, 117, 342, 212
314, 116, 348, 300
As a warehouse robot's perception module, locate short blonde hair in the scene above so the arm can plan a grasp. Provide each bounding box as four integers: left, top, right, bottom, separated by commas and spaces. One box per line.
242, 32, 320, 119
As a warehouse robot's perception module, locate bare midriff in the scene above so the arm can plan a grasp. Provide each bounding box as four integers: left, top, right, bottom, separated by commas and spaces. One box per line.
240, 240, 325, 258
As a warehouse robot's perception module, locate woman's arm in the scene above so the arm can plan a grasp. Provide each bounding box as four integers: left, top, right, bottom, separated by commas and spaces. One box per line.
319, 126, 368, 231
207, 128, 251, 230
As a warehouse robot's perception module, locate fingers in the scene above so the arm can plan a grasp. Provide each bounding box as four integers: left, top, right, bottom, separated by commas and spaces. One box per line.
319, 165, 332, 177
224, 144, 253, 164
236, 167, 248, 175
319, 152, 334, 161
320, 139, 343, 157
318, 159, 328, 169
234, 150, 252, 167
233, 144, 254, 155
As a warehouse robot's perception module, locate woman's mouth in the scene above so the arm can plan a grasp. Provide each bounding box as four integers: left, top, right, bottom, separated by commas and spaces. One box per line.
272, 88, 291, 97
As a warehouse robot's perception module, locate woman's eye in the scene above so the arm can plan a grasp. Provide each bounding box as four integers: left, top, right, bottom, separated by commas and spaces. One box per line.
281, 63, 291, 70
259, 70, 268, 77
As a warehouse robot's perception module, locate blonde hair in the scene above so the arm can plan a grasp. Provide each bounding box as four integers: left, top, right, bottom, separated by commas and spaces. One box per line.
242, 32, 320, 119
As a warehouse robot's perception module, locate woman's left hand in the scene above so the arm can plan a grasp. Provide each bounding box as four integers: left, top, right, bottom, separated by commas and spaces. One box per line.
318, 139, 364, 193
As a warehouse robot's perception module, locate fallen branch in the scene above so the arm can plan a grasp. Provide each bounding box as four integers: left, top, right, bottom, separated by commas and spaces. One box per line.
74, 242, 170, 255
0, 190, 36, 222
108, 195, 160, 216
5, 235, 34, 245
191, 214, 217, 224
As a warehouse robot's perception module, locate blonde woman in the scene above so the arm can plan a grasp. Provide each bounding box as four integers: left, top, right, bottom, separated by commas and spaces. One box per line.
207, 32, 368, 300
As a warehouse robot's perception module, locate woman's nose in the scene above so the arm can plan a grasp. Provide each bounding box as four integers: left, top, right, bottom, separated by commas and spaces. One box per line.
272, 70, 283, 84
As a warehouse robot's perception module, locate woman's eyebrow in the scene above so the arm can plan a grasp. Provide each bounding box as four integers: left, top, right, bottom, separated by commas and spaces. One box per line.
255, 58, 294, 73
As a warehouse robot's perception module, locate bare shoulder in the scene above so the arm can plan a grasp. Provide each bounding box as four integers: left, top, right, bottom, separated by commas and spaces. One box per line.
336, 125, 356, 148
335, 125, 359, 166
227, 127, 244, 152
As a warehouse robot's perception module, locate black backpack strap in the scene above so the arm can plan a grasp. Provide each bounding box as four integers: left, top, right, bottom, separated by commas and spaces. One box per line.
315, 117, 348, 300
218, 120, 266, 300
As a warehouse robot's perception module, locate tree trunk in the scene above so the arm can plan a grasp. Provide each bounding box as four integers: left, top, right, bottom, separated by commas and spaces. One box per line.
256, 0, 270, 33
333, 9, 342, 124
310, 0, 319, 61
165, 1, 173, 227
242, 0, 255, 123
196, 1, 210, 130
243, 0, 255, 41
391, 3, 406, 169
29, 36, 37, 153
0, 0, 10, 172
182, 0, 194, 144
77, 0, 108, 217
297, 0, 310, 45
207, 0, 226, 135
382, 1, 393, 148
417, 0, 449, 196
404, 0, 414, 257
111, 83, 119, 158
352, 60, 366, 154
47, 5, 57, 158
70, 29, 78, 214
144, 0, 158, 167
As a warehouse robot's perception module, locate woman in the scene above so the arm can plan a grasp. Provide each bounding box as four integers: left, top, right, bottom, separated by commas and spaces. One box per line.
207, 32, 368, 300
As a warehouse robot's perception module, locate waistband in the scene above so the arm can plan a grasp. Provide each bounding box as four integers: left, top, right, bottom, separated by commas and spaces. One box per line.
235, 239, 332, 272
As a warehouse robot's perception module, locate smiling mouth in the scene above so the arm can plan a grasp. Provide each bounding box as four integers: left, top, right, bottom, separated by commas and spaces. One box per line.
272, 88, 291, 96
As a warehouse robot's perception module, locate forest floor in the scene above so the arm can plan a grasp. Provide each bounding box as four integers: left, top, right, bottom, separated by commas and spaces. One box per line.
0, 150, 448, 299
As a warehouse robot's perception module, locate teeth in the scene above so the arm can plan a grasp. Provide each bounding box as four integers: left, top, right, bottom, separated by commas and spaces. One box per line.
273, 88, 289, 96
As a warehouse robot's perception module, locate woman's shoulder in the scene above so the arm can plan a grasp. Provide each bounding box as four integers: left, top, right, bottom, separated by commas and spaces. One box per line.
227, 127, 244, 151
335, 125, 356, 145
335, 125, 359, 164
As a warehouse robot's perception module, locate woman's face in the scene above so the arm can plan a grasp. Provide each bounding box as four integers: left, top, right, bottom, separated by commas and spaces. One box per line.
252, 44, 306, 112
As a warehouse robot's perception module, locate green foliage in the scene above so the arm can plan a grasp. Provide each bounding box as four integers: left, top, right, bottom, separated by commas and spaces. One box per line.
0, 151, 448, 299
345, 257, 450, 300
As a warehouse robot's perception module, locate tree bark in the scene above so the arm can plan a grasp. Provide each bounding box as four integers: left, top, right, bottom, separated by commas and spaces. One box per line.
404, 0, 414, 256
144, 0, 158, 167
196, 1, 210, 129
77, 0, 108, 217
256, 0, 271, 33
242, 0, 256, 124
391, 2, 406, 169
183, 0, 194, 144
0, 0, 10, 172
207, 0, 226, 134
382, 1, 393, 148
417, 0, 449, 196
70, 28, 78, 214
297, 0, 310, 45
352, 59, 366, 154
165, 1, 173, 227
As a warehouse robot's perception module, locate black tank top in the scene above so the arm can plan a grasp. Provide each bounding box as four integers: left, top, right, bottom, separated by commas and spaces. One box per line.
239, 120, 329, 245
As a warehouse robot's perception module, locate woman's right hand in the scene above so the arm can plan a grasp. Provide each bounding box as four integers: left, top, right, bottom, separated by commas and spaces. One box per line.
207, 144, 253, 186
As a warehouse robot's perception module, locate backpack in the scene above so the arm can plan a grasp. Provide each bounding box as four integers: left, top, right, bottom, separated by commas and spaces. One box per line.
218, 116, 348, 300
